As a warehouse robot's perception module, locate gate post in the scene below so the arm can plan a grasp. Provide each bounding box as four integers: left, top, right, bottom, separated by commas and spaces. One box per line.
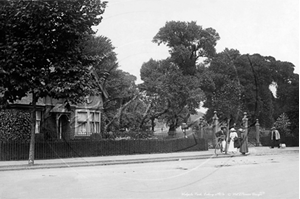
242, 112, 248, 134
255, 119, 261, 146
199, 118, 204, 139
212, 111, 219, 147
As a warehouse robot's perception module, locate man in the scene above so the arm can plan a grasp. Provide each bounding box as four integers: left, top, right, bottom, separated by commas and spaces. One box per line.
270, 127, 280, 148
215, 126, 227, 153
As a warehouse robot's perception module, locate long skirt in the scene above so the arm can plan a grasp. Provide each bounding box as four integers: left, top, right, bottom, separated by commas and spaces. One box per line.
239, 133, 249, 154
228, 140, 237, 153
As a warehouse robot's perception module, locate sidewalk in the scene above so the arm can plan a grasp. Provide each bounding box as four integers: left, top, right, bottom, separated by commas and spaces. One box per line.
0, 147, 298, 171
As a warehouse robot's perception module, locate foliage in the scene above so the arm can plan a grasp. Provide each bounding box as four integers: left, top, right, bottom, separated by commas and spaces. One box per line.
79, 34, 143, 133
153, 21, 220, 75
103, 69, 139, 131
0, 0, 107, 104
0, 0, 107, 163
269, 60, 299, 137
140, 58, 205, 132
104, 130, 155, 140
204, 50, 287, 128
0, 109, 31, 142
273, 113, 291, 137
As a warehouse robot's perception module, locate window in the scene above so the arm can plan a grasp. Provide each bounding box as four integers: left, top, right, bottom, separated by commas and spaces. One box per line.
35, 111, 41, 134
90, 112, 100, 134
77, 112, 88, 135
75, 110, 101, 136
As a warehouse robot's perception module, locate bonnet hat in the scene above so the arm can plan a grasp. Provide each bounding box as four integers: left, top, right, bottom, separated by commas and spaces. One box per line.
230, 128, 236, 132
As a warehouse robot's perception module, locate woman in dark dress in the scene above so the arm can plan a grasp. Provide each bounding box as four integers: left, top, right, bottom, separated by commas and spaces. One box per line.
239, 128, 248, 155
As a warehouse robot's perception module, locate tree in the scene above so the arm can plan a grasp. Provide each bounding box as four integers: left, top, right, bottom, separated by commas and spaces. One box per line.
274, 113, 291, 142
140, 59, 205, 135
153, 21, 220, 75
204, 51, 279, 128
144, 21, 219, 134
0, 0, 107, 165
204, 49, 243, 126
103, 69, 138, 132
269, 59, 299, 137
82, 35, 118, 80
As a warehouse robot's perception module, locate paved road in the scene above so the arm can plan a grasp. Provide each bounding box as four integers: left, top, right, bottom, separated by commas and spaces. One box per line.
0, 151, 298, 199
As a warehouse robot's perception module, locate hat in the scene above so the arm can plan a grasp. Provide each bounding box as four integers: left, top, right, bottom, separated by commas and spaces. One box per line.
230, 128, 236, 132
271, 127, 275, 130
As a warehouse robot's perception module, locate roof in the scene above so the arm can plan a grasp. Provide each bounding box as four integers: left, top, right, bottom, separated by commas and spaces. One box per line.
50, 103, 70, 113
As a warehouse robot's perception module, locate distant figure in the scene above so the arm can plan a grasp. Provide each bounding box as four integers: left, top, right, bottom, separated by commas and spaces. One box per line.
215, 127, 227, 153
228, 128, 238, 153
270, 127, 280, 148
239, 128, 249, 155
234, 128, 244, 148
181, 123, 188, 138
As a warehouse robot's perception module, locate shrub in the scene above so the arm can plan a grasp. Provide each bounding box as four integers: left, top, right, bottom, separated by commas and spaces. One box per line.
0, 109, 31, 142
90, 133, 102, 140
110, 130, 155, 140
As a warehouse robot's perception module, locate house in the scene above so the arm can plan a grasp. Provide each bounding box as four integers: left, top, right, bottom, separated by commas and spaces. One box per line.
6, 91, 108, 141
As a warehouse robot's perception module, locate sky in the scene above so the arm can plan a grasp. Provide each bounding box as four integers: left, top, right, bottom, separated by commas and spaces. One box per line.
95, 0, 299, 83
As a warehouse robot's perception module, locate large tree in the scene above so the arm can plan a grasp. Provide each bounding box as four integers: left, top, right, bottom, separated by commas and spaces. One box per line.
204, 49, 243, 126
0, 0, 107, 165
140, 59, 204, 134
205, 51, 276, 127
205, 49, 298, 133
268, 58, 299, 137
153, 21, 220, 75
138, 21, 220, 134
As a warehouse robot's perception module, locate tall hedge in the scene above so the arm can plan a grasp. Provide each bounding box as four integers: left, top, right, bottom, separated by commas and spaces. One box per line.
0, 109, 31, 142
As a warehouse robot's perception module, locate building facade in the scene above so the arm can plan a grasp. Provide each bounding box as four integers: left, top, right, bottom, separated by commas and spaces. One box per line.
8, 93, 107, 141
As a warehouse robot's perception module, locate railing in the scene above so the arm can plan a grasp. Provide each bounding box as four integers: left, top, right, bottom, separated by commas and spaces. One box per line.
0, 138, 208, 161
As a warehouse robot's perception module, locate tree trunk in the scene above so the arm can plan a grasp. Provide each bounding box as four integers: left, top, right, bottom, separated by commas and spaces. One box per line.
105, 95, 139, 131
151, 118, 155, 132
139, 102, 152, 129
168, 124, 176, 136
28, 92, 37, 166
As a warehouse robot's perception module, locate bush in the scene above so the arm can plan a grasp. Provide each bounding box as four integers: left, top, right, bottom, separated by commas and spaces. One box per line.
110, 130, 155, 140
0, 109, 31, 142
90, 133, 102, 140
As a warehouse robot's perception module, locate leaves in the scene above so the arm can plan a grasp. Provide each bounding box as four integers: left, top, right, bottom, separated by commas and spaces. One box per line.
0, 0, 107, 104
139, 58, 205, 131
0, 109, 31, 142
153, 21, 220, 75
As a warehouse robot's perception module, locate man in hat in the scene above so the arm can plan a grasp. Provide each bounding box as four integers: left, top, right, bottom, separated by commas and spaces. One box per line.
270, 127, 280, 148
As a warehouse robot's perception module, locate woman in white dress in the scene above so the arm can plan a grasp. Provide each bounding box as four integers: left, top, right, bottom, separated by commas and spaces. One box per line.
228, 128, 238, 153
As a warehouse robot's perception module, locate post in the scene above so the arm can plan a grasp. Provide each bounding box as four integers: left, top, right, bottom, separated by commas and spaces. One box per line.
255, 119, 261, 146
199, 118, 204, 139
242, 112, 248, 135
225, 118, 230, 154
212, 111, 219, 147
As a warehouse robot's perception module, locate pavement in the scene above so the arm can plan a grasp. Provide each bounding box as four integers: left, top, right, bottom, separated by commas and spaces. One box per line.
0, 146, 298, 171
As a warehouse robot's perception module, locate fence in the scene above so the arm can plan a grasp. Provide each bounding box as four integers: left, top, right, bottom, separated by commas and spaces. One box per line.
260, 136, 299, 147
0, 137, 208, 161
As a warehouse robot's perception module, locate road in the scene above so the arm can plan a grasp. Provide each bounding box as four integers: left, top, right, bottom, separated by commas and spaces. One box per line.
0, 153, 298, 199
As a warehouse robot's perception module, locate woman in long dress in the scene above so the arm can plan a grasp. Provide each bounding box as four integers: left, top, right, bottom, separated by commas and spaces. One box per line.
228, 128, 238, 153
239, 128, 249, 155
